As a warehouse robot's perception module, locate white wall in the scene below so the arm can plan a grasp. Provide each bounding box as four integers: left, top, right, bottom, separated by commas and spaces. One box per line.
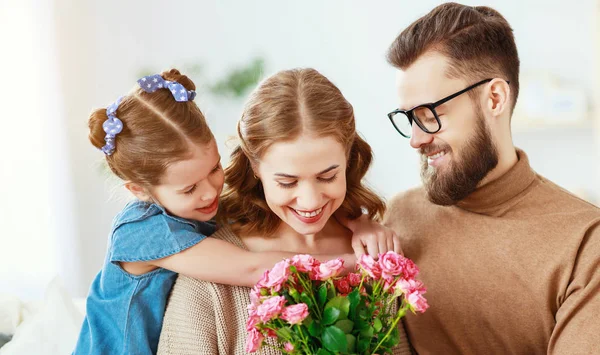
1, 0, 598, 298
0, 0, 78, 298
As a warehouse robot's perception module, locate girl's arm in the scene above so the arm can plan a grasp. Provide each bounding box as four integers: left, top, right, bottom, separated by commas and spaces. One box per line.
123, 238, 355, 287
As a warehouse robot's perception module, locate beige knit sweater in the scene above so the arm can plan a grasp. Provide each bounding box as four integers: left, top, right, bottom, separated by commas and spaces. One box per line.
157, 226, 413, 355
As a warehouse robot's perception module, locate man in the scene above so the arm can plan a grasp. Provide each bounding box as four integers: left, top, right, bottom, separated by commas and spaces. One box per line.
383, 3, 600, 354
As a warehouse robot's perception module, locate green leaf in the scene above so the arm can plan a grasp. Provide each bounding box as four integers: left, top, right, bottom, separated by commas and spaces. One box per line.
300, 292, 313, 308
354, 316, 369, 331
322, 307, 341, 325
275, 326, 293, 340
348, 289, 361, 319
373, 317, 383, 332
209, 57, 265, 98
358, 307, 368, 320
318, 284, 328, 308
325, 296, 350, 320
304, 315, 314, 328
382, 327, 400, 348
308, 320, 323, 337
346, 334, 357, 353
327, 284, 336, 299
357, 337, 371, 353
335, 319, 354, 334
316, 349, 333, 355
359, 325, 374, 338
322, 325, 348, 353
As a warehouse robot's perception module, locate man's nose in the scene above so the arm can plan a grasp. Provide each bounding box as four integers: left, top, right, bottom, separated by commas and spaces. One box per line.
409, 123, 434, 149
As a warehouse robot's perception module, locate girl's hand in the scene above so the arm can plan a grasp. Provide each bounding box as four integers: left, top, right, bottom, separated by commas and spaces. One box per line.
344, 214, 403, 258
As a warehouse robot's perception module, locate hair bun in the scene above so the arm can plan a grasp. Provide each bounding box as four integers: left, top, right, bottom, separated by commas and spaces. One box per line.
89, 108, 110, 150
161, 68, 196, 91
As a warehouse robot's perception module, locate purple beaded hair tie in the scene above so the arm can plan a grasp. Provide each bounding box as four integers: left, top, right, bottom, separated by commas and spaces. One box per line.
100, 74, 196, 156
101, 96, 124, 156
137, 74, 197, 102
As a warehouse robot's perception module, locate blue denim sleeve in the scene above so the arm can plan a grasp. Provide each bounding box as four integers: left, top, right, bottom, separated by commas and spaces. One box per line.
108, 213, 208, 263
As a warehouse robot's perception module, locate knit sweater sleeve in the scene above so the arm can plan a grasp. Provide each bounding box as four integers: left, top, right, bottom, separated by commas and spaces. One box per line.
548, 220, 600, 354
392, 319, 414, 355
157, 275, 218, 354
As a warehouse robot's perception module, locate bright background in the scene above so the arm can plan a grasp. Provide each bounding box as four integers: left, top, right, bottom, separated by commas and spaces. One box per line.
1, 0, 599, 299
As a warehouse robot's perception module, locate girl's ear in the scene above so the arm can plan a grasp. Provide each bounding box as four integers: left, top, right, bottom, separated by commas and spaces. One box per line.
124, 182, 152, 201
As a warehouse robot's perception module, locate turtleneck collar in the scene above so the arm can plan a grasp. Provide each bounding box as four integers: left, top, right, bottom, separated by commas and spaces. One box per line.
455, 149, 537, 215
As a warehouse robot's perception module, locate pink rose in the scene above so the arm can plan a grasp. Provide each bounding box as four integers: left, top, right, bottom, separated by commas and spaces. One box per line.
291, 254, 319, 272
245, 328, 264, 353
347, 272, 362, 287
401, 258, 419, 279
315, 258, 345, 280
284, 342, 295, 352
358, 254, 382, 279
281, 303, 309, 325
379, 251, 405, 280
334, 278, 352, 295
395, 278, 424, 295
249, 286, 262, 307
257, 260, 291, 291
256, 296, 286, 322
406, 290, 429, 313
246, 308, 260, 331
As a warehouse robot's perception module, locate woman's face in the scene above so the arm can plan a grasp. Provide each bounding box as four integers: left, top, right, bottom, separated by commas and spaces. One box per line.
256, 135, 347, 236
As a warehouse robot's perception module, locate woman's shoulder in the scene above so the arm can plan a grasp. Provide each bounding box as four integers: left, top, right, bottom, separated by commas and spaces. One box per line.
211, 224, 248, 250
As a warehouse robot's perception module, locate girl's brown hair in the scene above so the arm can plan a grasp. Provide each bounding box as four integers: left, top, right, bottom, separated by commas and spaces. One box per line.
89, 69, 214, 186
219, 68, 385, 236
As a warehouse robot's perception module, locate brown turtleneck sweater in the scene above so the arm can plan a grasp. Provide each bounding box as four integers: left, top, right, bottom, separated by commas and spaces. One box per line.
384, 149, 600, 354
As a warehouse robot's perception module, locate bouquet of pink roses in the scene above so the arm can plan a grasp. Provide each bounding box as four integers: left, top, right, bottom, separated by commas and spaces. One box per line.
245, 251, 428, 354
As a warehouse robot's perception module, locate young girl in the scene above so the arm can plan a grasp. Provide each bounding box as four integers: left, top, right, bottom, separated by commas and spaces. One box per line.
73, 69, 399, 355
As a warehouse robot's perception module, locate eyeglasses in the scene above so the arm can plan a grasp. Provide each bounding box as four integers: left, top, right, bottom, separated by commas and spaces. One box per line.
387, 78, 509, 138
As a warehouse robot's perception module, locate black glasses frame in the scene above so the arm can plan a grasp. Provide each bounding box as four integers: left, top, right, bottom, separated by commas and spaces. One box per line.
387, 78, 509, 138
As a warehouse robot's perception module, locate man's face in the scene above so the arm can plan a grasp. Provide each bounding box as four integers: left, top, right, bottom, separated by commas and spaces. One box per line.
395, 52, 498, 205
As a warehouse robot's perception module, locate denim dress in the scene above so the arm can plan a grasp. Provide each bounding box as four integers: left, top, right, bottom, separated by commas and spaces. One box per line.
73, 200, 216, 355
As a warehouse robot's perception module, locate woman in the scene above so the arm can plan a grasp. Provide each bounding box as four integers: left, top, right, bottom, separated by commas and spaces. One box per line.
157, 68, 411, 354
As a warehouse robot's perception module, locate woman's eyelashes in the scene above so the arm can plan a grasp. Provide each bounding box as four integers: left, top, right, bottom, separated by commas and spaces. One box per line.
276, 174, 338, 189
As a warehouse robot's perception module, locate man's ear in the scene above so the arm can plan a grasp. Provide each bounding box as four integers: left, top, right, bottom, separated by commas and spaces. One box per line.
124, 182, 152, 202
486, 78, 511, 118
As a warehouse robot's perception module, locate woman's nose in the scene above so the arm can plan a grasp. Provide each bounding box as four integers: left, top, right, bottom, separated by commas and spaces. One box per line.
295, 183, 323, 211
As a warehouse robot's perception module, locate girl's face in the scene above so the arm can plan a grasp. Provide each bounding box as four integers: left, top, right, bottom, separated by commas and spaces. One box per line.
256, 135, 347, 237
151, 139, 224, 222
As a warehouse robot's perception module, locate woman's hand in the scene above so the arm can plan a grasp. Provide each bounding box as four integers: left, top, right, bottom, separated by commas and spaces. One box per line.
342, 214, 403, 258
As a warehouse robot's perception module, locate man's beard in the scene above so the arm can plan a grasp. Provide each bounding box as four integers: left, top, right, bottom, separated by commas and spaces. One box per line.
420, 113, 498, 206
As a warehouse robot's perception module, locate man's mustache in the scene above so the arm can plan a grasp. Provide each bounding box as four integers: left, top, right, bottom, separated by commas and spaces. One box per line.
419, 144, 451, 156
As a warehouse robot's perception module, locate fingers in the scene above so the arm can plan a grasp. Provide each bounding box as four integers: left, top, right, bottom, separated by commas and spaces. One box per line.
393, 235, 404, 256
378, 237, 388, 258
386, 235, 395, 255
366, 238, 380, 259
351, 238, 366, 258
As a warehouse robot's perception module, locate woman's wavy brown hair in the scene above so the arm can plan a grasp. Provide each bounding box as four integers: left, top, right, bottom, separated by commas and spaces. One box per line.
218, 68, 385, 236
88, 69, 213, 186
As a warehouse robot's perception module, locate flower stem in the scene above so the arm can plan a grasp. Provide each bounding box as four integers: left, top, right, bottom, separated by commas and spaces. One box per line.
371, 304, 408, 354
296, 324, 312, 353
